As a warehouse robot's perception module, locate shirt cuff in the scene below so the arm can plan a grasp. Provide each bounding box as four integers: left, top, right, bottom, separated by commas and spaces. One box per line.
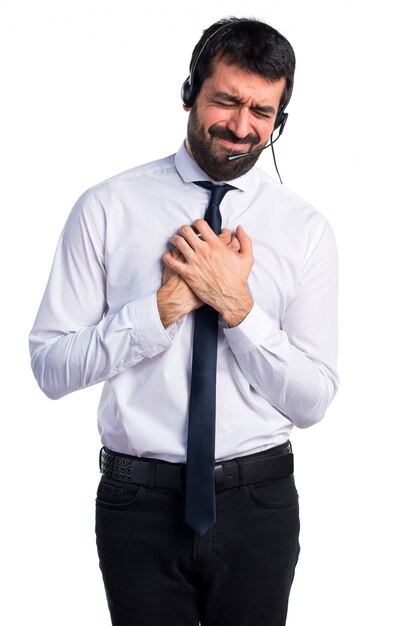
223, 302, 275, 355
128, 292, 176, 358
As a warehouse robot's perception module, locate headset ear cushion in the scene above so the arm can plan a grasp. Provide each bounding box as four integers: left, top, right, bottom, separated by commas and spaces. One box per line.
181, 77, 194, 107
274, 107, 285, 130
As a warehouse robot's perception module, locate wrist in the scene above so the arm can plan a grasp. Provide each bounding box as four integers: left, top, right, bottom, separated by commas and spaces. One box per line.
221, 290, 254, 328
157, 281, 199, 327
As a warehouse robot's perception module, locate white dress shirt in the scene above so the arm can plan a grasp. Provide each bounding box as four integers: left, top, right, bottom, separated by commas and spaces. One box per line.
29, 143, 339, 463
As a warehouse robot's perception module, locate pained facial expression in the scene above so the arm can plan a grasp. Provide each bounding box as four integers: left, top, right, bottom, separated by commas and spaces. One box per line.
186, 59, 286, 181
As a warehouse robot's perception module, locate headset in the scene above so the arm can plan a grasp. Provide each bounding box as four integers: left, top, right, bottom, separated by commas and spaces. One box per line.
180, 20, 292, 136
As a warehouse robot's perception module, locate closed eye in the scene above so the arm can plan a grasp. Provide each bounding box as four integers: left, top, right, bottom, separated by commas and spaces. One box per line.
209, 91, 276, 120
214, 101, 273, 120
214, 100, 237, 108
251, 109, 272, 119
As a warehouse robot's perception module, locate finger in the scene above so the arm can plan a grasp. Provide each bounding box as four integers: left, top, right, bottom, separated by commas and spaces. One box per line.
219, 228, 232, 245
162, 249, 176, 268
178, 224, 202, 251
228, 234, 241, 253
236, 225, 253, 256
170, 247, 184, 261
169, 233, 196, 260
163, 246, 189, 272
193, 219, 218, 241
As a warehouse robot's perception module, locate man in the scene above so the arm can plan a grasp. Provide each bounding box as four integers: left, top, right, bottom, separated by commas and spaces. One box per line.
30, 17, 338, 626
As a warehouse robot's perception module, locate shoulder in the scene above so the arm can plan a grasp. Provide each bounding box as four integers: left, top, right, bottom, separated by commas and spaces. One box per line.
251, 167, 335, 242
89, 153, 177, 197
89, 154, 176, 193
68, 153, 178, 221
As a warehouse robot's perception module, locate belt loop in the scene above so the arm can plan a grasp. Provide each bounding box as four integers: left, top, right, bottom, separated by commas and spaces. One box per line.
148, 460, 157, 489
178, 465, 186, 492
237, 459, 246, 490
99, 447, 103, 470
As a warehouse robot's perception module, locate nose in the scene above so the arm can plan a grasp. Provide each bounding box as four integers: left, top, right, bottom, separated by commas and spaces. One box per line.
226, 107, 252, 140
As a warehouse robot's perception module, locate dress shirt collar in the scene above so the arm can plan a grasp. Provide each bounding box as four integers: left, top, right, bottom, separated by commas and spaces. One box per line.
174, 141, 255, 192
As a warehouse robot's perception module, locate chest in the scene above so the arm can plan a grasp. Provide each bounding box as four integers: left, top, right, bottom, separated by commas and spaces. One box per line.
103, 192, 304, 324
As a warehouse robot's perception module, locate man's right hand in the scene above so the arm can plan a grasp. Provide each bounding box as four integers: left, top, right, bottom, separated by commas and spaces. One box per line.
157, 247, 202, 327
157, 229, 240, 327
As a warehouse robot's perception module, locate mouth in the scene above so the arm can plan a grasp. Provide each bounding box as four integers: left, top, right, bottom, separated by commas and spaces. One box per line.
215, 136, 251, 152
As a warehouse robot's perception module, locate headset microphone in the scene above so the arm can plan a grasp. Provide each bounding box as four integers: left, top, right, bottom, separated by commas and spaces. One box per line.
227, 138, 274, 161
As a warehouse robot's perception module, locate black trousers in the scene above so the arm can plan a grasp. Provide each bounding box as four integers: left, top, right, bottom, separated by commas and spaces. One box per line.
95, 446, 300, 626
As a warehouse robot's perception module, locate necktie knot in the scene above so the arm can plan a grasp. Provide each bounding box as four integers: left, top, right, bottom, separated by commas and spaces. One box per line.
193, 181, 236, 234
194, 180, 236, 204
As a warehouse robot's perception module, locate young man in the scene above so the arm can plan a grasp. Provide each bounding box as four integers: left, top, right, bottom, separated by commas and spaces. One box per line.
30, 17, 338, 626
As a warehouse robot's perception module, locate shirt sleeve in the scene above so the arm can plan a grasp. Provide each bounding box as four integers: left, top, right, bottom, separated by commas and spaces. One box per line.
224, 218, 339, 428
29, 189, 177, 400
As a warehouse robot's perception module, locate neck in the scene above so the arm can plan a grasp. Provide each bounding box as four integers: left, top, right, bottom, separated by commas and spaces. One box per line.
184, 138, 194, 160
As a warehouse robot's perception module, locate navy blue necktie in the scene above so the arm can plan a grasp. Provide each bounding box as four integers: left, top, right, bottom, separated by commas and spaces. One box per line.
185, 181, 235, 536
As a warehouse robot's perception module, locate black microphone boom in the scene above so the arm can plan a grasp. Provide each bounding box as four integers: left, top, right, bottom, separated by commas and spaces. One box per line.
227, 118, 286, 161
227, 138, 274, 161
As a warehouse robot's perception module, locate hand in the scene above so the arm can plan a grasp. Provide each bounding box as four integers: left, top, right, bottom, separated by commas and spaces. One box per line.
158, 248, 202, 327
157, 230, 240, 327
162, 220, 254, 327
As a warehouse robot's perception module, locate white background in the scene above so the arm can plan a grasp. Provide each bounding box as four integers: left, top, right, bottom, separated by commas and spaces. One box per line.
1, 0, 417, 624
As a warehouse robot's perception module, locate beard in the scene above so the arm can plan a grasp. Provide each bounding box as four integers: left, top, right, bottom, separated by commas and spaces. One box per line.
186, 105, 266, 181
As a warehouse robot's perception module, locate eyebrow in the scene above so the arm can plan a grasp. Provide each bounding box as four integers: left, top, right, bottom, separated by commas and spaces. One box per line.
211, 91, 276, 115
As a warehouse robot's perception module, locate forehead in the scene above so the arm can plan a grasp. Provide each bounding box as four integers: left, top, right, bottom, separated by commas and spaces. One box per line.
202, 59, 286, 109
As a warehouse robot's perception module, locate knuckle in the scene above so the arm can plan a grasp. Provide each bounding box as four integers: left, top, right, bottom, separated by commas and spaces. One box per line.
199, 245, 210, 260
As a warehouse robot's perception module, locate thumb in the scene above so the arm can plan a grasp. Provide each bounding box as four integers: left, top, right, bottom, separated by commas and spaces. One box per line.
236, 225, 252, 257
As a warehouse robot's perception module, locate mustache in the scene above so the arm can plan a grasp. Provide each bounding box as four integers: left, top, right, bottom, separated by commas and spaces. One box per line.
209, 125, 260, 146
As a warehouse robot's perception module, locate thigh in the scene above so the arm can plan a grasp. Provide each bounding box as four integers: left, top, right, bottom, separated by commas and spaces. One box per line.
95, 477, 200, 626
201, 474, 300, 626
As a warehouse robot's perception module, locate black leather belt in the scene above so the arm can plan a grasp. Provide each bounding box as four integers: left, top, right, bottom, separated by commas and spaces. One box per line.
99, 442, 293, 492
